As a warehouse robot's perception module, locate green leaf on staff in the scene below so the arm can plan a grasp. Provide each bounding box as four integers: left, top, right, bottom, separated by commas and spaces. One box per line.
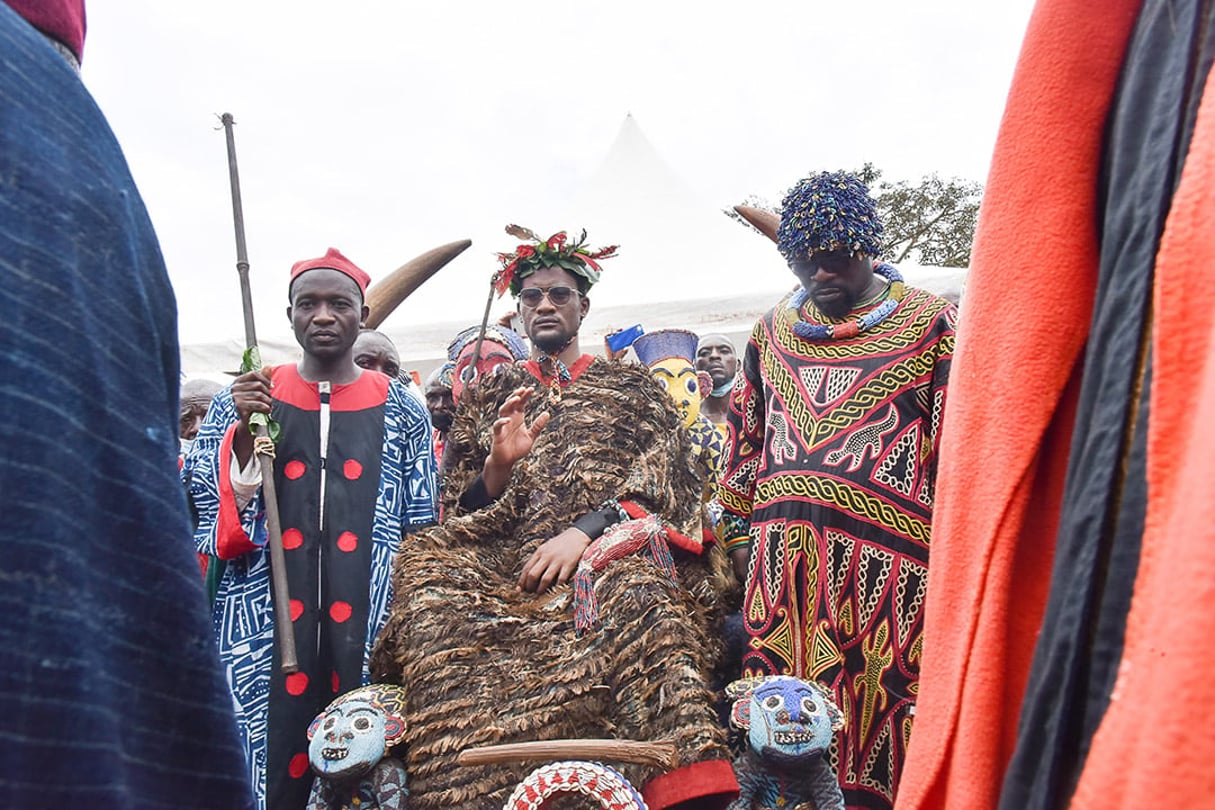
249, 411, 282, 443
243, 345, 281, 444
240, 345, 263, 375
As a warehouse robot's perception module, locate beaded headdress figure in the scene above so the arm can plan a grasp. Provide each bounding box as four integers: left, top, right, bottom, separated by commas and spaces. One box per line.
493, 225, 619, 297
776, 171, 884, 263
306, 683, 408, 781
632, 328, 712, 429
447, 324, 528, 363
446, 323, 530, 403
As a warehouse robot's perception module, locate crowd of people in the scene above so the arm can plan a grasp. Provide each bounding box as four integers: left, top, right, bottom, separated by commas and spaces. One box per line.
167, 172, 955, 810
7, 1, 1215, 809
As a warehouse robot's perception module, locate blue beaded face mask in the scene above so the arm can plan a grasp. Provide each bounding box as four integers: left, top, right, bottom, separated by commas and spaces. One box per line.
744, 676, 841, 764
308, 698, 390, 779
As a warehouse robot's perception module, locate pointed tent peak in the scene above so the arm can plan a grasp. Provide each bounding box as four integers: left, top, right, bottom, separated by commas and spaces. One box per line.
553, 113, 787, 311
581, 114, 698, 208
605, 112, 659, 156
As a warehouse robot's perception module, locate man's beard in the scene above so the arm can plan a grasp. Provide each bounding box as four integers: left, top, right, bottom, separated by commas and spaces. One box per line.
531, 330, 573, 355
810, 287, 858, 320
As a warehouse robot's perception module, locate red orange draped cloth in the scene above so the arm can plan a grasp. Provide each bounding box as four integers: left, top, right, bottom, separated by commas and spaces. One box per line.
895, 1, 1215, 808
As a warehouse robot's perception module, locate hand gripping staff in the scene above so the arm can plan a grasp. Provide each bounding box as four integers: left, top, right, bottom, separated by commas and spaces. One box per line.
219, 112, 298, 674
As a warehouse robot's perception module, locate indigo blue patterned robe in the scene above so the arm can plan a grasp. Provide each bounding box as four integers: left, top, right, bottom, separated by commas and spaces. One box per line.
0, 5, 253, 806
186, 365, 435, 810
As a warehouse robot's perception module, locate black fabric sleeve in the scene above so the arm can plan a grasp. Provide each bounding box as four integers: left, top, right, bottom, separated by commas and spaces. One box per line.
457, 474, 494, 512
571, 505, 623, 540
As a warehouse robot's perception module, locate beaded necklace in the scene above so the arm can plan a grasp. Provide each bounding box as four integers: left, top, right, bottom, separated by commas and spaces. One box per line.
787, 262, 906, 340
532, 351, 570, 403
524, 343, 594, 404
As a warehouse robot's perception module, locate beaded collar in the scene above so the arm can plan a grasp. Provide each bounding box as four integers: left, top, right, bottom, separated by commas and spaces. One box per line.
524, 353, 595, 403
786, 262, 906, 340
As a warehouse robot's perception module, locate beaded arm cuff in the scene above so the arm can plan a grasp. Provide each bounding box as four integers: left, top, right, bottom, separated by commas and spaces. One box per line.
722, 535, 751, 554
720, 512, 752, 554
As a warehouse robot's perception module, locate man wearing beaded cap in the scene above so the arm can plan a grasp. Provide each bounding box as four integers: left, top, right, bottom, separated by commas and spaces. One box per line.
371, 226, 740, 809
716, 172, 956, 810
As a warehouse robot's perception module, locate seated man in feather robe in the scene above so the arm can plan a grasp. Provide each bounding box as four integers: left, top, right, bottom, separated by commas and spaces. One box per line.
371, 227, 739, 810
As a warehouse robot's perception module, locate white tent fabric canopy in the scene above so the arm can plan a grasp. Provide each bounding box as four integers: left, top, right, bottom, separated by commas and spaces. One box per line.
180, 115, 965, 380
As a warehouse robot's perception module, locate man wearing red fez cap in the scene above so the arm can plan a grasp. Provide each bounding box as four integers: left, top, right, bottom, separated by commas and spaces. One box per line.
184, 248, 437, 810
290, 247, 372, 296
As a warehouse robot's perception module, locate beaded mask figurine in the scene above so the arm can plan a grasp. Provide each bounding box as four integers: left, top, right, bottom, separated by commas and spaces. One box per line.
725, 675, 845, 810
305, 683, 410, 810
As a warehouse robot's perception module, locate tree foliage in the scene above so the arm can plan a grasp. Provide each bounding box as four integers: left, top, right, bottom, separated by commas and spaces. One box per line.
725, 163, 983, 268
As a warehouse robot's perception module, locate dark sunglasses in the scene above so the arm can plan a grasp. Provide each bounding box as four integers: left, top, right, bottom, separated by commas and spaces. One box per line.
791, 250, 853, 276
518, 286, 579, 307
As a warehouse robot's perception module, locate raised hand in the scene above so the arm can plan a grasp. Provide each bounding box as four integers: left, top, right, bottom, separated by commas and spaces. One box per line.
482, 386, 551, 498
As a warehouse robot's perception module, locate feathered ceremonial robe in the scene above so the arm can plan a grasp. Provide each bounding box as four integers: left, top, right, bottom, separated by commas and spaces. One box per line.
371, 356, 738, 809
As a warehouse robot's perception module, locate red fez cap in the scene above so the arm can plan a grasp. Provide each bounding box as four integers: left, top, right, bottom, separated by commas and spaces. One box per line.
289, 248, 371, 294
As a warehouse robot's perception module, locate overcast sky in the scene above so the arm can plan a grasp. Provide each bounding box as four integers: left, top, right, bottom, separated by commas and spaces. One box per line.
81, 1, 1036, 347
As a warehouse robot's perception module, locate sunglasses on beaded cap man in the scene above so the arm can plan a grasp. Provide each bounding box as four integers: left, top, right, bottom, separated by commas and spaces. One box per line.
789, 246, 855, 277
518, 285, 580, 308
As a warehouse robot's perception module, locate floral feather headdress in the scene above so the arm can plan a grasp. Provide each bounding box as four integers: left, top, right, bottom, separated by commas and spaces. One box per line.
492, 225, 619, 297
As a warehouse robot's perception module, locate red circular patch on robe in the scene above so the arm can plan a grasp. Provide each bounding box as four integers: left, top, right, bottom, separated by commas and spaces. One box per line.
289, 753, 310, 779
343, 459, 363, 479
282, 528, 303, 550
329, 601, 353, 623
332, 671, 341, 693
285, 672, 309, 696
337, 531, 358, 552
284, 460, 306, 480
289, 599, 304, 622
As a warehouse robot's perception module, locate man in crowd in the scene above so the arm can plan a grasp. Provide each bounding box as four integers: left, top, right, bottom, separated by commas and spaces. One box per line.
353, 327, 403, 380
695, 333, 739, 432
422, 362, 454, 466
0, 3, 252, 806
180, 377, 223, 457
187, 247, 436, 810
353, 327, 429, 410
716, 172, 955, 810
372, 227, 738, 809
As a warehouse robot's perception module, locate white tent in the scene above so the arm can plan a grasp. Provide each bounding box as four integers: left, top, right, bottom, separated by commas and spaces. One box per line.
180, 115, 966, 378
538, 114, 788, 312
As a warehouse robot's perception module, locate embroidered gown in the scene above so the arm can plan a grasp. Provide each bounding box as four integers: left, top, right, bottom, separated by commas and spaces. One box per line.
717, 286, 955, 810
186, 365, 436, 810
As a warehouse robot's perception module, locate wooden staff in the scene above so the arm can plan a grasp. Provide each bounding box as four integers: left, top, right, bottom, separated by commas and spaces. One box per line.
456, 739, 680, 771
219, 112, 298, 674
466, 280, 497, 385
